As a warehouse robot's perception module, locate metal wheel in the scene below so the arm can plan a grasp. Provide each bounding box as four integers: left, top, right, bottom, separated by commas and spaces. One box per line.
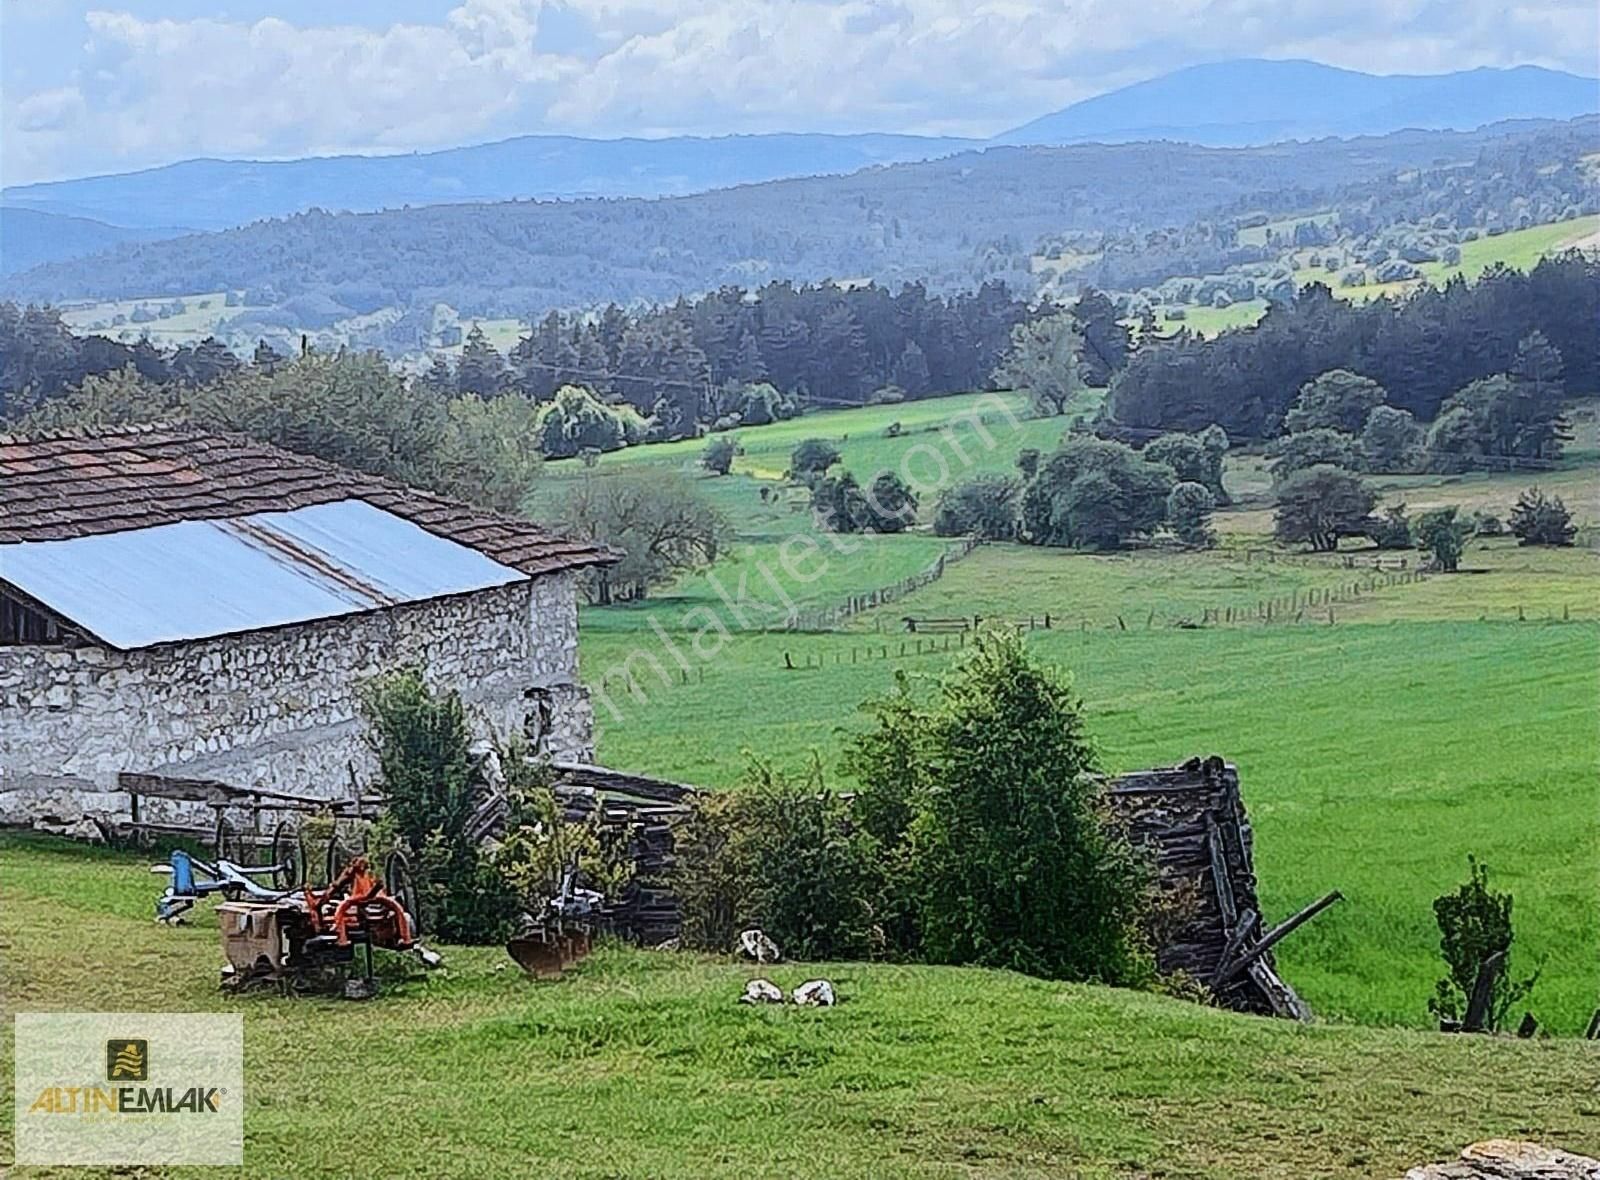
269, 819, 305, 890
384, 849, 421, 937
323, 824, 358, 886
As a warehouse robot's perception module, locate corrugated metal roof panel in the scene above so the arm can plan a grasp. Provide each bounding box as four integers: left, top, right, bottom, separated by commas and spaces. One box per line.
0, 498, 527, 650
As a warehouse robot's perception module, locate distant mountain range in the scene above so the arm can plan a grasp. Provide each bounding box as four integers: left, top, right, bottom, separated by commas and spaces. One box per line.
1, 58, 1594, 283
0, 133, 976, 233
997, 59, 1599, 147
10, 119, 1582, 322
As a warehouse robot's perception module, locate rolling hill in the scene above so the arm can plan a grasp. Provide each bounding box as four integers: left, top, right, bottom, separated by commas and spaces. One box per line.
0, 208, 187, 275
3, 119, 1574, 320
0, 132, 975, 233
997, 59, 1600, 146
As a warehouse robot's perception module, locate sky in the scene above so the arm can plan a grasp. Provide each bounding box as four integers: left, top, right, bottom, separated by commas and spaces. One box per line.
2, 0, 1597, 186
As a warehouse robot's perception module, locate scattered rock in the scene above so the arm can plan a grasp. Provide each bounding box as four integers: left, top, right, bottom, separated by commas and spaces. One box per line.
739, 978, 784, 1005
1404, 1140, 1600, 1179
792, 979, 836, 1007
740, 928, 781, 963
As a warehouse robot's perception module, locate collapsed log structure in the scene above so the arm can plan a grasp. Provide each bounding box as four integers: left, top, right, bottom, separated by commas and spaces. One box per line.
1105, 756, 1339, 1019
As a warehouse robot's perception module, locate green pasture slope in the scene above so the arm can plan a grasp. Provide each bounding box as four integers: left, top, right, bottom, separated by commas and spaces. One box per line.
564, 390, 1600, 1033
3, 835, 1597, 1179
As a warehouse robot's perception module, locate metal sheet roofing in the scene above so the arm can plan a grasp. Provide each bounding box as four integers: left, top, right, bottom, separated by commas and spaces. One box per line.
0, 498, 528, 650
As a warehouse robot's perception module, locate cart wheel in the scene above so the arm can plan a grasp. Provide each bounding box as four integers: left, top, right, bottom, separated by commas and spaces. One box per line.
384, 849, 422, 937
323, 825, 358, 885
269, 820, 305, 890
212, 814, 238, 863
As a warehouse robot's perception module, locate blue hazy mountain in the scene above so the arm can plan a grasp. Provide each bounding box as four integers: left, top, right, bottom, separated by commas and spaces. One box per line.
0, 208, 188, 276
994, 59, 1600, 146
0, 133, 976, 232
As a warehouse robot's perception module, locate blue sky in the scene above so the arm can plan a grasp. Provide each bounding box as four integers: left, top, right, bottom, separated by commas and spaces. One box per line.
3, 0, 1597, 186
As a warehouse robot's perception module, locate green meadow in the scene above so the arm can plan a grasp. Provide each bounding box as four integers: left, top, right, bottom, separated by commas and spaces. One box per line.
3, 834, 1597, 1179
550, 387, 1600, 1035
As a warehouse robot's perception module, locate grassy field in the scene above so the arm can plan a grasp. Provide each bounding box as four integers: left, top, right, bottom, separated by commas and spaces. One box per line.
582, 617, 1600, 1033
1152, 214, 1600, 333
558, 392, 1600, 1034
3, 834, 1597, 1179
539, 390, 1093, 490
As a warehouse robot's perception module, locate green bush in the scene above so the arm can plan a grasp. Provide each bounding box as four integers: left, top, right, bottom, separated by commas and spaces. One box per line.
1416, 506, 1471, 572
933, 475, 1021, 540
847, 629, 1153, 984
1509, 486, 1576, 547
1428, 858, 1537, 1030
360, 669, 516, 943
671, 759, 884, 960
1366, 503, 1412, 550
1165, 481, 1216, 548
701, 434, 737, 476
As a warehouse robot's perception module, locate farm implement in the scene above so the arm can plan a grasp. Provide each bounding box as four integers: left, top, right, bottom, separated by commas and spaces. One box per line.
152, 845, 440, 999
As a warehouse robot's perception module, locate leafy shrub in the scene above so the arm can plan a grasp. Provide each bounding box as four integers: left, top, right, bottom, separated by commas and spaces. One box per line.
533, 385, 650, 459
1415, 506, 1471, 571
933, 475, 1021, 540
1472, 510, 1505, 537
1019, 438, 1174, 550
1428, 858, 1537, 1030
1165, 481, 1216, 547
1509, 486, 1575, 547
1366, 503, 1412, 550
701, 434, 737, 475
360, 669, 516, 943
846, 629, 1153, 984
789, 438, 842, 481
671, 759, 884, 960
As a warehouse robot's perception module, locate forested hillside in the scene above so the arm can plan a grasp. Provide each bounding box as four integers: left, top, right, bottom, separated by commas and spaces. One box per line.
5, 120, 1576, 319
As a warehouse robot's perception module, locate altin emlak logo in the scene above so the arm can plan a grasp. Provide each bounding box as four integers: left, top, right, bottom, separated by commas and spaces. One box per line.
26, 1036, 222, 1116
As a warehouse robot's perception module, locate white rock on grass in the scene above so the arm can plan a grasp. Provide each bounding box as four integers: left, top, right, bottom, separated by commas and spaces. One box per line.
739, 978, 784, 1005
792, 979, 836, 1007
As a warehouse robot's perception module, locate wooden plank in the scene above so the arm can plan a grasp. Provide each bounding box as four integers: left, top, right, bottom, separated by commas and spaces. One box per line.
1205, 812, 1238, 929
1211, 909, 1258, 987
1213, 891, 1344, 987
1246, 959, 1312, 1022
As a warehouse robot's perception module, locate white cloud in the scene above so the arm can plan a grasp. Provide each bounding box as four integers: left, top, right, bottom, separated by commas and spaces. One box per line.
1, 0, 1596, 185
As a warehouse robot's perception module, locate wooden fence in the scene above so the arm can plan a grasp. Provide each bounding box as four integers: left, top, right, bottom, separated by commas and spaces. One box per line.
784, 536, 982, 632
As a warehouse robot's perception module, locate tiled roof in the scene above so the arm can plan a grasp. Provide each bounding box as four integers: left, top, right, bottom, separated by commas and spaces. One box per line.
0, 423, 616, 577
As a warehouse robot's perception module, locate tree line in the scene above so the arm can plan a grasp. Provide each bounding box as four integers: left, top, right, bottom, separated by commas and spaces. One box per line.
1103, 252, 1600, 439
440, 280, 1032, 433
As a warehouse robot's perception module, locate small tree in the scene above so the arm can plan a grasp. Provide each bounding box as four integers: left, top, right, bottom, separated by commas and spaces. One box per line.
862, 471, 918, 533
1366, 503, 1412, 550
1165, 481, 1216, 547
1415, 506, 1471, 571
1016, 448, 1041, 479
1428, 858, 1537, 1031
992, 312, 1087, 417
1284, 369, 1387, 435
789, 438, 841, 481
934, 475, 1021, 540
1273, 465, 1376, 552
1509, 486, 1576, 547
701, 434, 737, 476
1268, 428, 1364, 483
1361, 406, 1424, 472
846, 629, 1152, 983
1020, 438, 1175, 550
360, 669, 514, 943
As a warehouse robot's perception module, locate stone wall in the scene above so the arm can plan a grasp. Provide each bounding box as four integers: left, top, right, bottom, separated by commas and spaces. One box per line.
0, 572, 593, 827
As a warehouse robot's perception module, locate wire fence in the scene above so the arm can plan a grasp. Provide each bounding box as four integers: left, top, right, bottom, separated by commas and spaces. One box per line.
783, 536, 983, 632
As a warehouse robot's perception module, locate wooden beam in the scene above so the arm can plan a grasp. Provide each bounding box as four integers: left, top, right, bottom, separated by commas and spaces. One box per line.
1206, 812, 1238, 929
1462, 951, 1505, 1033
1213, 890, 1343, 987
1210, 909, 1258, 987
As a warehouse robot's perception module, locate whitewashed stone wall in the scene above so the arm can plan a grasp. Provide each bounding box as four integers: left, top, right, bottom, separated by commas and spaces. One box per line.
0, 571, 593, 826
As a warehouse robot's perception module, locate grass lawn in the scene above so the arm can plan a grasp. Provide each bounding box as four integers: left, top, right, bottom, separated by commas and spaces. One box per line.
3, 834, 1597, 1179
582, 618, 1600, 1033
538, 390, 1096, 491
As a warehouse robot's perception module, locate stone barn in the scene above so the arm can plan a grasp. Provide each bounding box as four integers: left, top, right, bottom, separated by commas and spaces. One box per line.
0, 424, 616, 829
